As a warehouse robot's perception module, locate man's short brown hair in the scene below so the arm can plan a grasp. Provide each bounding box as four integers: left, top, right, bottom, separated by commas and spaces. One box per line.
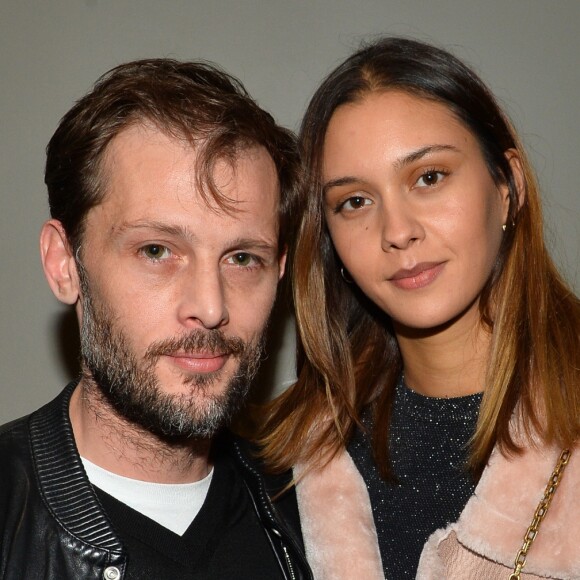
45, 58, 300, 253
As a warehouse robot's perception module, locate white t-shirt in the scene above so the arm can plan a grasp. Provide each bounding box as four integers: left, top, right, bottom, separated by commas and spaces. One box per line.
81, 457, 213, 536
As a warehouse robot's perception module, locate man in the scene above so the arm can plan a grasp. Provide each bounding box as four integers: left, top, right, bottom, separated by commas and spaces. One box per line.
0, 59, 310, 579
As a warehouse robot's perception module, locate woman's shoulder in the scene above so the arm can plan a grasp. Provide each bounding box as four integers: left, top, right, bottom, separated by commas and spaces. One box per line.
431, 442, 580, 578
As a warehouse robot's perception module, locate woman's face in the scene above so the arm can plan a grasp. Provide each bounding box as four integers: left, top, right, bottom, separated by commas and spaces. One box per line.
322, 90, 509, 333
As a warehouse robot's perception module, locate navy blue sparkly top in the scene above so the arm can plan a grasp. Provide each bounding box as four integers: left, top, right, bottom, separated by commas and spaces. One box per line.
347, 377, 483, 580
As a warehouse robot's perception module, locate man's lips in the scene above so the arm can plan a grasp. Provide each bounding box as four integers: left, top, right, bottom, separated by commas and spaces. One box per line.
163, 352, 229, 373
388, 262, 445, 290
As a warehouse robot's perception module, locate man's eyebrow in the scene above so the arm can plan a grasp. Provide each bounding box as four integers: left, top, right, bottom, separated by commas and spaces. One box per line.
112, 222, 279, 252
323, 144, 461, 196
113, 220, 197, 242
225, 237, 279, 253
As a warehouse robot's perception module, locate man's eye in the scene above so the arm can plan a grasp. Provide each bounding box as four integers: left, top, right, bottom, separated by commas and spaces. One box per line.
140, 244, 171, 260
337, 196, 372, 212
229, 253, 255, 267
416, 170, 447, 187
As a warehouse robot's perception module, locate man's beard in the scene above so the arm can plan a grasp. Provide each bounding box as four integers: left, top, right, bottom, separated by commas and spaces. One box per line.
77, 264, 265, 440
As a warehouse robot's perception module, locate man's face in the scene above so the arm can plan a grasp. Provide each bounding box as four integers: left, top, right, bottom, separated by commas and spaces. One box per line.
76, 124, 285, 439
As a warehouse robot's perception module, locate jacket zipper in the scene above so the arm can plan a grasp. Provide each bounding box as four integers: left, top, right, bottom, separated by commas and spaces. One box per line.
232, 439, 313, 579
282, 545, 296, 580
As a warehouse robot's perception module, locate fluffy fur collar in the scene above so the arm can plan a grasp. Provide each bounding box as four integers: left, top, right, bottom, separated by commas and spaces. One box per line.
294, 451, 384, 579
295, 443, 579, 579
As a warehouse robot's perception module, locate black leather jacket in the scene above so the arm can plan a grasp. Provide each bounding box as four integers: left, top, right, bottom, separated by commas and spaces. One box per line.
0, 383, 312, 580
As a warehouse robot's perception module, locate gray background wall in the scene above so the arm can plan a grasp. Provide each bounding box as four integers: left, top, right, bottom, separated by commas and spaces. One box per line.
1, 0, 578, 423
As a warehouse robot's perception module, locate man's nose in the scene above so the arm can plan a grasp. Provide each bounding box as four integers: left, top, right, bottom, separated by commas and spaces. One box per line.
176, 263, 229, 330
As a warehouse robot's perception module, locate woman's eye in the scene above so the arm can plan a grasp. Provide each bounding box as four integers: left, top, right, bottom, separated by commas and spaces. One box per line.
416, 171, 446, 188
339, 196, 372, 212
140, 244, 171, 260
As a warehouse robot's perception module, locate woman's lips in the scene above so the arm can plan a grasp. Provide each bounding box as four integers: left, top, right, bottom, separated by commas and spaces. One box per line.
165, 352, 229, 374
388, 262, 445, 290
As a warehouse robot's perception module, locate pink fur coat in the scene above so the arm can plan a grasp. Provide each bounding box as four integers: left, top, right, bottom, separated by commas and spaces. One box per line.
295, 442, 579, 579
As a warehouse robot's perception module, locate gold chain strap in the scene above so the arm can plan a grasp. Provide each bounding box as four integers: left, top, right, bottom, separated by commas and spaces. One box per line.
508, 448, 571, 580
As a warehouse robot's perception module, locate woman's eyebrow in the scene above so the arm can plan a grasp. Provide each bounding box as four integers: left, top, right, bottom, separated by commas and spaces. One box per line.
323, 144, 461, 195
323, 176, 361, 196
394, 144, 460, 170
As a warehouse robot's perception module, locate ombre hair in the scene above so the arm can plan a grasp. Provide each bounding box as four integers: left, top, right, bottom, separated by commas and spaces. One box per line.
260, 37, 579, 479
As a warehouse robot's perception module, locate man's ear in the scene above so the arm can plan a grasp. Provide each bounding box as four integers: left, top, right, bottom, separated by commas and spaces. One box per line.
40, 220, 80, 305
502, 148, 526, 222
278, 245, 288, 281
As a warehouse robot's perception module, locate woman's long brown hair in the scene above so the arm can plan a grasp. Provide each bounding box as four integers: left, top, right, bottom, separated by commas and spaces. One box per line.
259, 37, 579, 480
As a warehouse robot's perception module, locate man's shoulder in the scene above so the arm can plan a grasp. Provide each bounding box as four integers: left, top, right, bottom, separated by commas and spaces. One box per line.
0, 414, 29, 437
0, 384, 75, 468
0, 414, 35, 509
0, 413, 32, 458
0, 410, 42, 474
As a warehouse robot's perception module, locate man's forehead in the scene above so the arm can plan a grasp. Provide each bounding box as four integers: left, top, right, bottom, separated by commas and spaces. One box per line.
102, 122, 276, 177
82, 124, 280, 244
100, 123, 279, 208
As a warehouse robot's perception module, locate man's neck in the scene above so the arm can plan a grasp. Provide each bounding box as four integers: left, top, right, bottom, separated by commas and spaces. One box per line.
69, 381, 212, 484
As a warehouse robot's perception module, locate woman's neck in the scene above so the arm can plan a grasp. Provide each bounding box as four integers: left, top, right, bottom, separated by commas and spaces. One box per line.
394, 309, 490, 398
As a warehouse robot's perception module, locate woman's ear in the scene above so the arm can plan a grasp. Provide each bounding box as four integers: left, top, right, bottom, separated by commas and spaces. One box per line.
40, 220, 80, 305
505, 148, 526, 214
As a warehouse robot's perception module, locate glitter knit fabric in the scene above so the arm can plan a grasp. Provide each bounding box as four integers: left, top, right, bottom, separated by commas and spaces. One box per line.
347, 377, 483, 580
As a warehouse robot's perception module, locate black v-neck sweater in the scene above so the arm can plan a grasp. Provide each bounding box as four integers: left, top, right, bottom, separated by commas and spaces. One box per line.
95, 450, 281, 579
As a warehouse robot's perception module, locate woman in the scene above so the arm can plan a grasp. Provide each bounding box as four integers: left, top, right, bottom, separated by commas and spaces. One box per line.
260, 38, 579, 579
